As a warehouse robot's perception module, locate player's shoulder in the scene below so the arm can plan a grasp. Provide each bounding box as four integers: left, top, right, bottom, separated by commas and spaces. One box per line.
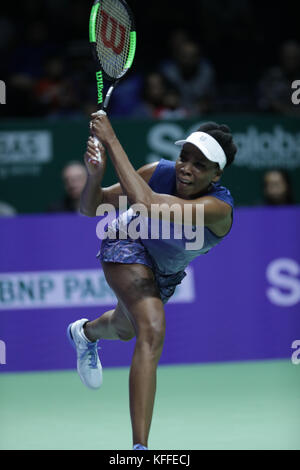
194, 182, 234, 219
137, 161, 160, 183
138, 158, 176, 184
208, 182, 234, 209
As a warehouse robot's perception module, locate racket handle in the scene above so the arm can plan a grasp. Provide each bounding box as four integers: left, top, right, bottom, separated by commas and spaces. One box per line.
91, 136, 101, 163
89, 110, 107, 163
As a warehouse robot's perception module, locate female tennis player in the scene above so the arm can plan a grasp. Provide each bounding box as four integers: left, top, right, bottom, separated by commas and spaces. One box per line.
67, 114, 237, 450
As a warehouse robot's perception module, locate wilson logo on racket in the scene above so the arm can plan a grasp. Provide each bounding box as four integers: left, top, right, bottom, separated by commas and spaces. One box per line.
96, 71, 104, 103
101, 10, 126, 55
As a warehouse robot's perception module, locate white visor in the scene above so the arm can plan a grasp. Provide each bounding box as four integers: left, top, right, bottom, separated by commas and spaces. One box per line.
175, 132, 227, 170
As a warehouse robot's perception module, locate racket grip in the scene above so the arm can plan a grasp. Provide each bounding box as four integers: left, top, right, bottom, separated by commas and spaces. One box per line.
89, 110, 107, 162
96, 110, 107, 116
92, 136, 102, 163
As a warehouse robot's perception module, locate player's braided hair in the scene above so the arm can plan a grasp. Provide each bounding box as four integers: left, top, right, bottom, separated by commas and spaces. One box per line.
197, 122, 237, 168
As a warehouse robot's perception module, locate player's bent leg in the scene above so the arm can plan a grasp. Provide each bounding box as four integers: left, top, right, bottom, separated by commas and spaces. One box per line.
101, 261, 165, 449
67, 302, 135, 389
84, 302, 136, 342
67, 318, 103, 389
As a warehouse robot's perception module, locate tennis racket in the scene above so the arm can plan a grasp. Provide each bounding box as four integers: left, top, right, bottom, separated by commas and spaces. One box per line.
89, 0, 136, 160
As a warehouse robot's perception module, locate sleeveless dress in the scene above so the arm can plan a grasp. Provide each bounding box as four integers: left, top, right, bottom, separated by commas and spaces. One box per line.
98, 158, 234, 304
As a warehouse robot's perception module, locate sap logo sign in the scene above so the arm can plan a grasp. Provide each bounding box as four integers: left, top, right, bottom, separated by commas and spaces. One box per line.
266, 258, 300, 307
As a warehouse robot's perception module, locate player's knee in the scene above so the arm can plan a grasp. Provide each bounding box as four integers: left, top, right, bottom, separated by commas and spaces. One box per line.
137, 320, 165, 355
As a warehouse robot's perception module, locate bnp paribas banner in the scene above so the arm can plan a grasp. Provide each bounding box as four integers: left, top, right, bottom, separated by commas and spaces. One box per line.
0, 115, 300, 213
0, 267, 194, 310
0, 208, 299, 372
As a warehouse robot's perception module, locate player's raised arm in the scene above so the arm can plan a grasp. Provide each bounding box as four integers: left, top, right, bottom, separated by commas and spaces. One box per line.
80, 134, 158, 216
79, 137, 106, 217
91, 113, 157, 207
101, 162, 158, 209
87, 113, 237, 228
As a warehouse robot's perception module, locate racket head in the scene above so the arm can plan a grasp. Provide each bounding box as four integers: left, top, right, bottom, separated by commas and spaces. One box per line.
89, 0, 136, 107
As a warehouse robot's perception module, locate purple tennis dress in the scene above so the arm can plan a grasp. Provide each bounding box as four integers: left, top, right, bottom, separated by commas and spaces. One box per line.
98, 159, 234, 304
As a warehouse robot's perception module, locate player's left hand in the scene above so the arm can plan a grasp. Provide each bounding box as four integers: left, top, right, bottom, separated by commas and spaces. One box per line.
90, 112, 117, 146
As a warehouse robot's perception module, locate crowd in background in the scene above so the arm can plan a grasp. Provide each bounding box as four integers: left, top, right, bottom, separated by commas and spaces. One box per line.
1, 0, 299, 119
47, 165, 294, 213
0, 0, 298, 215
49, 165, 296, 213
0, 161, 295, 217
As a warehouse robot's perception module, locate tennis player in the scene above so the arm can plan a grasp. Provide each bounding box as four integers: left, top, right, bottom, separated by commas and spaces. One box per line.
67, 114, 237, 450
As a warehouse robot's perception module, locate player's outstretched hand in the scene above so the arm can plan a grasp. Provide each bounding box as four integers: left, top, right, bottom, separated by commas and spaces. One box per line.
84, 136, 107, 179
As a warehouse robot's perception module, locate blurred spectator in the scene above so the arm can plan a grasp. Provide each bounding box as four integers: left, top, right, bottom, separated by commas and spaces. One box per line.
0, 17, 16, 79
159, 29, 191, 70
34, 56, 81, 118
263, 169, 295, 206
0, 18, 15, 50
159, 86, 188, 119
9, 21, 55, 78
0, 202, 17, 217
197, 0, 255, 46
196, 0, 259, 112
132, 72, 166, 118
7, 74, 40, 117
258, 40, 300, 116
47, 161, 87, 213
6, 21, 58, 117
108, 74, 143, 117
160, 40, 216, 115
62, 44, 99, 118
133, 72, 188, 119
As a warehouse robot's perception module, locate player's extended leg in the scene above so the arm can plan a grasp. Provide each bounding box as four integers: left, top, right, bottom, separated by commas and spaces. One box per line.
101, 261, 165, 449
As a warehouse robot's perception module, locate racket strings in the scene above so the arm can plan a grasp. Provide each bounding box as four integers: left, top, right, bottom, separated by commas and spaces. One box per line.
95, 0, 132, 79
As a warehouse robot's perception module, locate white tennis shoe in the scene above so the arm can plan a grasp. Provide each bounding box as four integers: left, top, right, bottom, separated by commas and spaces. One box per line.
67, 318, 102, 389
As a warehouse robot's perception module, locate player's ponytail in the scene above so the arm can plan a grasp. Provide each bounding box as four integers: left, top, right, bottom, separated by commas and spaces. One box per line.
197, 122, 237, 168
